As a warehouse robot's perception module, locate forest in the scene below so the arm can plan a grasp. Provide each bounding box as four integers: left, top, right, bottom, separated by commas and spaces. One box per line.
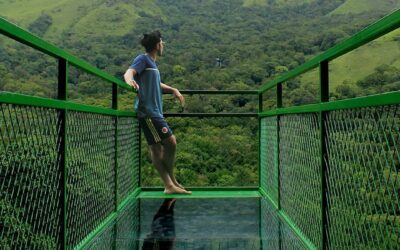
1, 0, 399, 187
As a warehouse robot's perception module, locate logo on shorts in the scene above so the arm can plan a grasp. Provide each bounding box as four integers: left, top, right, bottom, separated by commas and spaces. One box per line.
161, 127, 169, 134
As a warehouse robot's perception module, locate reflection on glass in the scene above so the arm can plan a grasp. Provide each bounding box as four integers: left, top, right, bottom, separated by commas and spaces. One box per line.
142, 198, 176, 250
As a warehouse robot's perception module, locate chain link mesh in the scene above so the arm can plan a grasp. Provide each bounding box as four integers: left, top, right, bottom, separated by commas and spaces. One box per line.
84, 224, 115, 250
279, 113, 322, 249
66, 111, 116, 248
115, 198, 140, 249
84, 198, 140, 250
260, 196, 280, 249
326, 105, 400, 249
260, 117, 279, 204
281, 225, 309, 250
117, 117, 140, 205
0, 104, 61, 249
261, 196, 308, 249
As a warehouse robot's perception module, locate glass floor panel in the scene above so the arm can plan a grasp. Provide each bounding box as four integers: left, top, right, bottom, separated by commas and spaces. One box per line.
83, 197, 307, 250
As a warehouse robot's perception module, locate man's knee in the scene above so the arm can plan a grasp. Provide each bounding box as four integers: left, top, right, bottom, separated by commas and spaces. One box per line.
150, 144, 163, 158
163, 135, 176, 149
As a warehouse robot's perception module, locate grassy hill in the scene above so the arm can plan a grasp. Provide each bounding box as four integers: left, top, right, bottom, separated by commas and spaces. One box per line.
243, 0, 316, 7
331, 0, 400, 15
0, 0, 163, 39
299, 28, 400, 91
329, 29, 400, 87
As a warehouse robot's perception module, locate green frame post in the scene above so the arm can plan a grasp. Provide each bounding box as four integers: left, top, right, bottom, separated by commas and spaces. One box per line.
258, 93, 263, 249
276, 82, 282, 250
112, 83, 118, 211
258, 93, 263, 187
138, 127, 141, 188
58, 58, 68, 250
276, 83, 282, 210
112, 83, 118, 250
320, 60, 329, 250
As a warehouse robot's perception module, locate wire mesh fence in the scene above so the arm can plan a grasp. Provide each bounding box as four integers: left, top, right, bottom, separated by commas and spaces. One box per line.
66, 112, 116, 247
326, 105, 400, 249
117, 117, 140, 204
260, 104, 400, 249
260, 116, 278, 204
0, 103, 61, 249
0, 103, 140, 249
279, 113, 322, 249
84, 198, 140, 250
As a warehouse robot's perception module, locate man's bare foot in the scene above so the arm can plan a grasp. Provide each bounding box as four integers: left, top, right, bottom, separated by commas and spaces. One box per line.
173, 181, 186, 190
164, 185, 192, 195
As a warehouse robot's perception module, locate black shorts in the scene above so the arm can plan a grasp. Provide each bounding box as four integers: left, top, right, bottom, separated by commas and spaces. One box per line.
139, 117, 173, 145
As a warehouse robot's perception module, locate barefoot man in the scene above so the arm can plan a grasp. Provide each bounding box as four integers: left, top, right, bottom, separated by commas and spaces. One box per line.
124, 31, 191, 195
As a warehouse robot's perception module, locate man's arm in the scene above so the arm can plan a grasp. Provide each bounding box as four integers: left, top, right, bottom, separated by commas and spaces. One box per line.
161, 82, 185, 107
124, 68, 139, 90
160, 82, 176, 94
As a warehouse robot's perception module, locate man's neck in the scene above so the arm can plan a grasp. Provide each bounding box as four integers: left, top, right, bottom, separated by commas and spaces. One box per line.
147, 51, 157, 61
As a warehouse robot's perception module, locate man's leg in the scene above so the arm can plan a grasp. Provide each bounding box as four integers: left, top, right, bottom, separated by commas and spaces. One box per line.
150, 142, 191, 194
149, 143, 174, 187
161, 135, 186, 190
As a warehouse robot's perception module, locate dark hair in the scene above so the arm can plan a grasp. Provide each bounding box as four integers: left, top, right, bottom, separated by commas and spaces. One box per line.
140, 31, 162, 53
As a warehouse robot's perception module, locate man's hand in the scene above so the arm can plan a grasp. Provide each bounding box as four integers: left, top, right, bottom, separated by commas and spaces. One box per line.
127, 79, 139, 91
173, 88, 185, 108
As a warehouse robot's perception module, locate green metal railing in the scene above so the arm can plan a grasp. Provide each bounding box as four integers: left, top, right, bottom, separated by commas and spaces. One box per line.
1, 7, 400, 250
0, 17, 139, 249
258, 9, 400, 249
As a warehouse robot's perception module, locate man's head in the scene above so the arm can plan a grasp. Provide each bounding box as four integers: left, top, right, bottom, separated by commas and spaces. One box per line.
141, 31, 164, 56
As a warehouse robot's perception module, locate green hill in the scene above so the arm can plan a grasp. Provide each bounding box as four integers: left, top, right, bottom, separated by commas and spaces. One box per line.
243, 0, 316, 7
329, 29, 400, 87
0, 0, 163, 39
331, 0, 400, 15
299, 28, 400, 91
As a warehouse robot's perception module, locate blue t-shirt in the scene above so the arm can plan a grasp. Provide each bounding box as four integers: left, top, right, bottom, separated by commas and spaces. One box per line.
129, 54, 163, 118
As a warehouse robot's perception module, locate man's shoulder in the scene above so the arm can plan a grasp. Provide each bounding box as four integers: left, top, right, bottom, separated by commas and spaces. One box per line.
134, 54, 146, 61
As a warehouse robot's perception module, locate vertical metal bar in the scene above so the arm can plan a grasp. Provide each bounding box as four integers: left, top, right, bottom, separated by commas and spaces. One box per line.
138, 126, 142, 188
320, 60, 329, 250
258, 93, 263, 189
112, 83, 118, 212
58, 58, 67, 250
320, 61, 329, 103
136, 199, 141, 250
112, 83, 118, 250
276, 83, 282, 209
258, 197, 262, 250
276, 83, 282, 250
258, 93, 263, 249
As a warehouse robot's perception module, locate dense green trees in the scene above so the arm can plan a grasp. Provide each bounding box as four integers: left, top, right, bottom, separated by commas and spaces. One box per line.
1, 0, 397, 187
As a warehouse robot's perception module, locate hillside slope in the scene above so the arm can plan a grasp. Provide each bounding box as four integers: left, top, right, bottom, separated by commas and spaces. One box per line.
0, 0, 163, 39
243, 0, 316, 7
331, 0, 400, 14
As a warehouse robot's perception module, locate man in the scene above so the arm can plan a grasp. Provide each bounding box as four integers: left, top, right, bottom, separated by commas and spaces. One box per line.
124, 31, 191, 195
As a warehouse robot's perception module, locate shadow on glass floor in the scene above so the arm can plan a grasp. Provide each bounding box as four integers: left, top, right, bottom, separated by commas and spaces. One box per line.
84, 197, 306, 250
